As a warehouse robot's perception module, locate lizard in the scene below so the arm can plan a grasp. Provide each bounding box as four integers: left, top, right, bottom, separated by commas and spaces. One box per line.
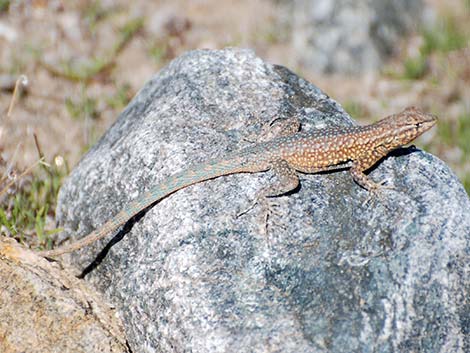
38, 106, 437, 258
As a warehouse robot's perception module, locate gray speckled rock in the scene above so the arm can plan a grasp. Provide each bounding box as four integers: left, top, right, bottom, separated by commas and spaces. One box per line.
289, 0, 427, 74
55, 48, 469, 353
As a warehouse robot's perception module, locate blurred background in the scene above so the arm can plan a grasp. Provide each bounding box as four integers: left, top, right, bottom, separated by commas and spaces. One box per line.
0, 0, 468, 246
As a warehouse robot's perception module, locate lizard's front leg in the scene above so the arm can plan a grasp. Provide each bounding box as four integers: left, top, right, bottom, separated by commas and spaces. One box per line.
350, 145, 391, 191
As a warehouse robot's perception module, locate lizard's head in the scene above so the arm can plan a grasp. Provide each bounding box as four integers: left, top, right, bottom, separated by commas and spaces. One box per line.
376, 106, 437, 148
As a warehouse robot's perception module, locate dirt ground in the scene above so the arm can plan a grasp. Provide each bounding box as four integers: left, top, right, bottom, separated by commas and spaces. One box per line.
0, 0, 468, 243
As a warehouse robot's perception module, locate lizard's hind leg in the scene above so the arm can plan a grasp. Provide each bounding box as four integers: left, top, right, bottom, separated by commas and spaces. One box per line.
267, 115, 301, 138
245, 114, 301, 143
237, 159, 299, 223
257, 159, 299, 236
260, 115, 301, 141
259, 159, 300, 198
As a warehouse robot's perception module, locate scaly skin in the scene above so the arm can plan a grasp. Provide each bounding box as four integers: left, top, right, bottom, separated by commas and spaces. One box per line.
38, 106, 437, 257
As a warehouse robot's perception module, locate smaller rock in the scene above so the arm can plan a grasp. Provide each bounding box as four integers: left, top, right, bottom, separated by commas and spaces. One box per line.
0, 237, 129, 353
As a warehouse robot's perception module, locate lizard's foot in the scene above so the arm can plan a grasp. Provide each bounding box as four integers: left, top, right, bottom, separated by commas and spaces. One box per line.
236, 194, 280, 217
236, 196, 261, 218
258, 196, 285, 241
236, 196, 282, 238
362, 179, 394, 206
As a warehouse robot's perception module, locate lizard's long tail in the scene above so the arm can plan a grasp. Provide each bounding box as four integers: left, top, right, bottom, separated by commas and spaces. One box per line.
38, 153, 266, 257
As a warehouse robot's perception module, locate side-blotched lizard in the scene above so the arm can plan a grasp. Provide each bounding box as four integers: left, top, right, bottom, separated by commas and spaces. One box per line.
38, 106, 437, 257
